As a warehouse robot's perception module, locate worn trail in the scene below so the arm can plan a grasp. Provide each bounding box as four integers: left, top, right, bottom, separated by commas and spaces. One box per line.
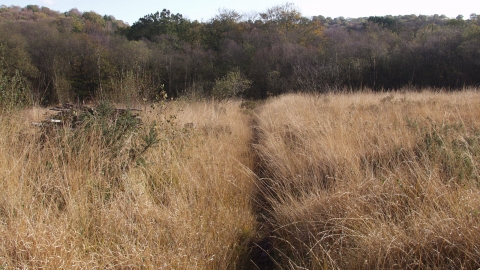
241, 110, 276, 270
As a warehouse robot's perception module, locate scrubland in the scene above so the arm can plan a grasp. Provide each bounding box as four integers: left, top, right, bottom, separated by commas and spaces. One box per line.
1, 89, 480, 269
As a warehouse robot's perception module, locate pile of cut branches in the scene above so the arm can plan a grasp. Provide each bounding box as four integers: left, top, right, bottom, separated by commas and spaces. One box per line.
33, 102, 142, 128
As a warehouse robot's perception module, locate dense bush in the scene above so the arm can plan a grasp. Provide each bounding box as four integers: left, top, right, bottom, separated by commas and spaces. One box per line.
0, 46, 32, 111
212, 68, 251, 100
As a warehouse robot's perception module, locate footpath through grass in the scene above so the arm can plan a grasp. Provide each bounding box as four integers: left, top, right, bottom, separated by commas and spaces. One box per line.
1, 90, 480, 269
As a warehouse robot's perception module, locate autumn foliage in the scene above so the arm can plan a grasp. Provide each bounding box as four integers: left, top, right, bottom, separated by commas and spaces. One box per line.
1, 4, 479, 105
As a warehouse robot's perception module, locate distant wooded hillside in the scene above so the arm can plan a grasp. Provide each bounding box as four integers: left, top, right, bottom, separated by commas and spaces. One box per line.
1, 4, 479, 105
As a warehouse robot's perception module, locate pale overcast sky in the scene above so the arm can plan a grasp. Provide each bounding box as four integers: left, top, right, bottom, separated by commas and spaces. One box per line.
2, 0, 478, 25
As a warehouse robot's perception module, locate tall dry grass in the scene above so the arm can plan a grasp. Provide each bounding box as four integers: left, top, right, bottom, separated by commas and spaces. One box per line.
0, 100, 256, 269
2, 90, 480, 269
253, 90, 480, 269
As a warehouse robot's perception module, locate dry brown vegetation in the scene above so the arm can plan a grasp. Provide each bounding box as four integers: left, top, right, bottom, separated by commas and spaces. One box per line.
254, 89, 480, 269
1, 89, 480, 269
0, 100, 256, 269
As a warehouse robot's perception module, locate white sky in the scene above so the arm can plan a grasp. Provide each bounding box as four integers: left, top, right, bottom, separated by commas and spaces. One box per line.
2, 0, 478, 25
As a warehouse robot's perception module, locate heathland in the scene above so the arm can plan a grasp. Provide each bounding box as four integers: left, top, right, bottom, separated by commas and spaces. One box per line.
1, 89, 480, 269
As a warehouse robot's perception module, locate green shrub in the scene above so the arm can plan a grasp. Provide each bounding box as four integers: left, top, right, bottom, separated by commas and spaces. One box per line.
39, 102, 160, 202
0, 69, 31, 111
212, 68, 251, 100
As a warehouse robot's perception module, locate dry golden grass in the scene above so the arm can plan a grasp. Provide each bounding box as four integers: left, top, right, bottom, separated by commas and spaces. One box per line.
2, 89, 480, 269
253, 90, 480, 269
0, 100, 256, 269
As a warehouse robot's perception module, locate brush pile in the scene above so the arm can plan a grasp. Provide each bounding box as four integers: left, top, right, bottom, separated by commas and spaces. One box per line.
33, 102, 142, 128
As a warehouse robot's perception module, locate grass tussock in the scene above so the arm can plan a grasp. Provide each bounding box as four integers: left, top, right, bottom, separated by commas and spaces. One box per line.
0, 100, 256, 269
254, 90, 480, 269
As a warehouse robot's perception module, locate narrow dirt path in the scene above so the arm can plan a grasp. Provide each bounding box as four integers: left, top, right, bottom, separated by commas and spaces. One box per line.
241, 109, 276, 270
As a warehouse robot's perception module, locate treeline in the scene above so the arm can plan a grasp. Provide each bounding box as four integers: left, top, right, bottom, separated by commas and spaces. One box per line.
0, 4, 479, 105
